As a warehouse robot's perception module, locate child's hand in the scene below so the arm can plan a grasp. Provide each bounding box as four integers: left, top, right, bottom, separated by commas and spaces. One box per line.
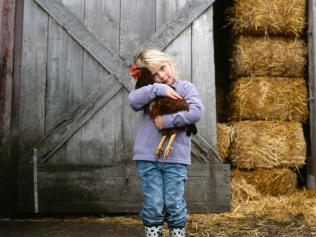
165, 86, 182, 100
153, 116, 164, 129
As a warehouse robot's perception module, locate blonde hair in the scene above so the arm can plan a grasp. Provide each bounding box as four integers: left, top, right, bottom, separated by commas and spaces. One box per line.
133, 48, 179, 79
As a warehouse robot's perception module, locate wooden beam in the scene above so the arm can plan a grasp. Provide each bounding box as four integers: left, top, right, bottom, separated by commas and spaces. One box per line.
308, 0, 316, 188
192, 135, 222, 164
34, 0, 134, 92
20, 77, 122, 163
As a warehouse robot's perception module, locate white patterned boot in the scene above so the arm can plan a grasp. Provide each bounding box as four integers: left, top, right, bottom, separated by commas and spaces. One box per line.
169, 227, 185, 237
144, 225, 163, 237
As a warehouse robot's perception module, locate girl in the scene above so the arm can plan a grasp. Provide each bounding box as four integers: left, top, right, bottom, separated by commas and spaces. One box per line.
128, 48, 204, 237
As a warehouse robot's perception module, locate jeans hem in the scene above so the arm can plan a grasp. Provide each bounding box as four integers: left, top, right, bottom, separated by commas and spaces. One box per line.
143, 222, 164, 227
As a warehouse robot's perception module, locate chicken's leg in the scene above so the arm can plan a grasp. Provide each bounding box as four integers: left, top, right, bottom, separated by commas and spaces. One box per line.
164, 133, 177, 159
156, 134, 167, 158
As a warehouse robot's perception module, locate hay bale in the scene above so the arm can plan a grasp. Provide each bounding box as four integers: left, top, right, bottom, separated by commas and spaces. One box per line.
231, 176, 261, 203
227, 0, 306, 37
230, 77, 308, 122
217, 123, 232, 160
231, 36, 307, 77
231, 168, 297, 196
231, 121, 306, 169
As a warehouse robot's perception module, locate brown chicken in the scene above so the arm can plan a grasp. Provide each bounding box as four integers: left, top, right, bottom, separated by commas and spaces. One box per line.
134, 67, 197, 159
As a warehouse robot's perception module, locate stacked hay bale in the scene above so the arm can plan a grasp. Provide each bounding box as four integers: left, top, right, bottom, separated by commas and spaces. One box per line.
217, 123, 232, 161
226, 0, 308, 197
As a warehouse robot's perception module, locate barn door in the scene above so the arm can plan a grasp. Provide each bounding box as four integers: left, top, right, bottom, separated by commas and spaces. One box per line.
17, 0, 229, 213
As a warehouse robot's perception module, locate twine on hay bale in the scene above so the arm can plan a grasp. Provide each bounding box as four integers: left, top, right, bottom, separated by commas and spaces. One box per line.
231, 168, 297, 197
227, 0, 306, 37
230, 77, 308, 123
231, 36, 307, 78
230, 121, 306, 169
217, 123, 232, 160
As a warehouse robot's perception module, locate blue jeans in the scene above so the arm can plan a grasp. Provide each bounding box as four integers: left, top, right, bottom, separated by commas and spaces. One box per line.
136, 160, 188, 228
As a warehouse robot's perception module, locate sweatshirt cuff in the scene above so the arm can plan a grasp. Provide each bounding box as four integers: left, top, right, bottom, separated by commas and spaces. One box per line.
162, 114, 174, 129
154, 83, 168, 96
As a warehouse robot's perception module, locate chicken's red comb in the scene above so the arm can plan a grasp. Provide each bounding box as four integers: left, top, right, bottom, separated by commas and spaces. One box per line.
129, 64, 141, 80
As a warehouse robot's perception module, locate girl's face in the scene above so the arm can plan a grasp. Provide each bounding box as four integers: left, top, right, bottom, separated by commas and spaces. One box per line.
148, 62, 174, 86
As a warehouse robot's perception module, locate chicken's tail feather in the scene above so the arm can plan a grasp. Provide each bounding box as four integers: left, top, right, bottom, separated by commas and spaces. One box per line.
186, 124, 197, 136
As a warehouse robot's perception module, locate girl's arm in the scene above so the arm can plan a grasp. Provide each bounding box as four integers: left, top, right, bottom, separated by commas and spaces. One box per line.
128, 83, 168, 111
162, 82, 204, 128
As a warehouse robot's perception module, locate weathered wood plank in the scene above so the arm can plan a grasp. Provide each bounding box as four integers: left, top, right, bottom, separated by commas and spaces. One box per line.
80, 0, 123, 165
33, 162, 218, 176
34, 0, 134, 92
308, 0, 316, 188
38, 176, 212, 202
8, 0, 24, 217
19, 0, 47, 155
0, 0, 17, 216
133, 0, 216, 59
120, 0, 156, 59
192, 6, 217, 149
208, 163, 230, 212
38, 176, 141, 202
157, 0, 192, 83
120, 0, 156, 164
20, 77, 122, 163
27, 200, 228, 213
45, 0, 84, 164
34, 201, 143, 213
192, 135, 222, 163
17, 163, 229, 213
46, 0, 84, 119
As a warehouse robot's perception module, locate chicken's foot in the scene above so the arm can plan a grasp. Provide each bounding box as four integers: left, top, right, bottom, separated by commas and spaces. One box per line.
164, 133, 177, 159
155, 134, 167, 158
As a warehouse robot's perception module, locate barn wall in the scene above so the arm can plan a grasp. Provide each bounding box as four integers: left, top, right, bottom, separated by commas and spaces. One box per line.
2, 0, 230, 215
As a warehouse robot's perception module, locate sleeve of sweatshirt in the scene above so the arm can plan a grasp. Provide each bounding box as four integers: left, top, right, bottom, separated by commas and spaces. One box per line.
162, 82, 204, 128
128, 83, 168, 111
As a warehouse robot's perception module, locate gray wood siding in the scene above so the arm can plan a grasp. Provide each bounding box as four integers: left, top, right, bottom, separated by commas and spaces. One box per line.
120, 0, 156, 162
308, 0, 316, 188
157, 0, 192, 83
0, 0, 18, 216
45, 0, 84, 164
192, 6, 217, 147
17, 0, 229, 214
19, 0, 47, 155
81, 0, 121, 165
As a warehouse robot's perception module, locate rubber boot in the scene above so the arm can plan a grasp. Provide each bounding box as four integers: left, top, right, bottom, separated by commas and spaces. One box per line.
144, 225, 163, 237
169, 227, 185, 237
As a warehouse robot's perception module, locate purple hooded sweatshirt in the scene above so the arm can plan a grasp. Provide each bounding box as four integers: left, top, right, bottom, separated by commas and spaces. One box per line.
128, 80, 204, 165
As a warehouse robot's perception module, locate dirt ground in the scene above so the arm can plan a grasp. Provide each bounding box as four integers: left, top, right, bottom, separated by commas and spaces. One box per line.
0, 219, 143, 237
0, 213, 315, 237
1, 189, 315, 237
187, 214, 316, 236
